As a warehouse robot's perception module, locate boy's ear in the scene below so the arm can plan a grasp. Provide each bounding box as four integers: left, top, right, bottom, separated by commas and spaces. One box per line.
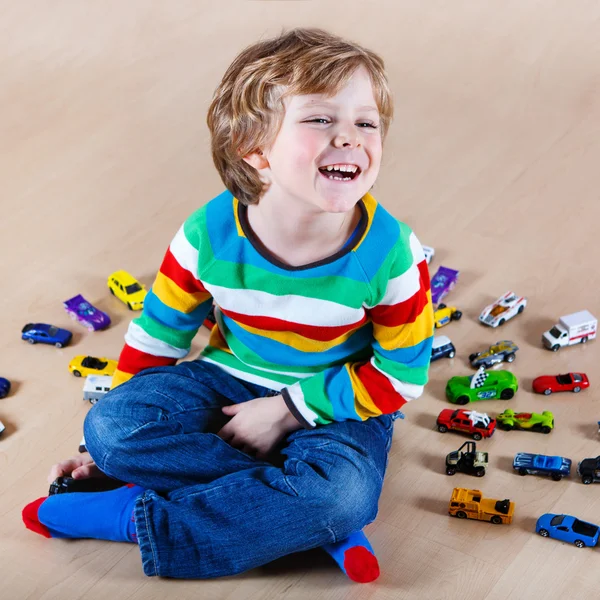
242, 149, 269, 171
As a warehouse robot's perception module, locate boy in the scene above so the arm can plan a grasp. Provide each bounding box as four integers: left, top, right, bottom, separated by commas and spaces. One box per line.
23, 28, 433, 582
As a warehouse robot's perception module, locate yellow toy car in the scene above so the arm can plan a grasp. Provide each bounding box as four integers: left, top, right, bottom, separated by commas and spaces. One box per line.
448, 487, 514, 524
68, 355, 118, 378
434, 303, 462, 328
107, 270, 147, 310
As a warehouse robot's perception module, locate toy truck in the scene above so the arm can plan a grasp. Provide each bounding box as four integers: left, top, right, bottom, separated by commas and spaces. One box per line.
513, 452, 571, 481
83, 375, 112, 404
542, 310, 597, 351
446, 442, 488, 477
448, 488, 514, 524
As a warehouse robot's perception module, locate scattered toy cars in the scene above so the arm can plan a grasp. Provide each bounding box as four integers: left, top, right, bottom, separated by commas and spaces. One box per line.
469, 340, 519, 368
437, 408, 496, 440
446, 367, 518, 404
430, 266, 459, 305
542, 310, 597, 351
536, 514, 599, 548
69, 356, 117, 378
21, 323, 73, 348
448, 488, 514, 524
64, 294, 111, 331
513, 452, 571, 481
479, 291, 527, 327
431, 335, 456, 361
532, 372, 589, 395
434, 304, 462, 328
496, 409, 554, 434
577, 456, 600, 484
0, 377, 10, 399
446, 442, 488, 477
107, 270, 147, 310
82, 375, 113, 404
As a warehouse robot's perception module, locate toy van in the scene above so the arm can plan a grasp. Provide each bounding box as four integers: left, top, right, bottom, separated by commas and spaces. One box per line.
542, 310, 597, 351
83, 375, 112, 404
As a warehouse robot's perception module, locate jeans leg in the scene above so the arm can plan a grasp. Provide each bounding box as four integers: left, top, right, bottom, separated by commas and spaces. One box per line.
134, 414, 395, 578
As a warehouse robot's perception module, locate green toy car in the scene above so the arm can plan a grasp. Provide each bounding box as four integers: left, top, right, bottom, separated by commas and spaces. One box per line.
446, 368, 518, 405
496, 409, 554, 434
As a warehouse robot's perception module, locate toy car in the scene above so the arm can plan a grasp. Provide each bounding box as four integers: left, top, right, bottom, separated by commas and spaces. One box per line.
446, 442, 488, 477
469, 341, 519, 368
83, 375, 113, 404
448, 488, 514, 524
49, 476, 125, 495
542, 310, 597, 351
431, 335, 456, 361
434, 304, 462, 328
446, 367, 518, 404
479, 291, 527, 327
422, 245, 435, 264
21, 323, 72, 348
513, 452, 571, 480
536, 514, 599, 548
430, 266, 459, 305
532, 373, 589, 395
577, 456, 600, 484
68, 356, 117, 378
0, 377, 10, 399
496, 409, 554, 433
107, 270, 147, 311
437, 408, 496, 440
64, 295, 111, 331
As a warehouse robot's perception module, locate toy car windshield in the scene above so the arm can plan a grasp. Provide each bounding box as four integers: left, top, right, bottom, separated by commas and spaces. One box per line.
48, 326, 58, 336
125, 283, 143, 294
82, 356, 107, 369
556, 374, 572, 384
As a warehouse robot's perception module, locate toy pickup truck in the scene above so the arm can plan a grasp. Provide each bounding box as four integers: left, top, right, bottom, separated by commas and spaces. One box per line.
448, 487, 514, 524
542, 310, 597, 351
513, 452, 571, 481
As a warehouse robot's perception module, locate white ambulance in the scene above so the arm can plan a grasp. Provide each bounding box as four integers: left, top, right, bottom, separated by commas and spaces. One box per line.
542, 310, 597, 351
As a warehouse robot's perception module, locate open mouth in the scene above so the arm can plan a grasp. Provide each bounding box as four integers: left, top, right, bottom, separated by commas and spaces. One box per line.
318, 164, 362, 182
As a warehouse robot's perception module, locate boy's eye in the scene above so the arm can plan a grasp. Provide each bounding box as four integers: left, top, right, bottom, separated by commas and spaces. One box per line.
358, 122, 379, 129
305, 118, 330, 124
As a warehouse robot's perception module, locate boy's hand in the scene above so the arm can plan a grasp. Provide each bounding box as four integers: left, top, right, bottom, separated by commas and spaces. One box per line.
217, 395, 303, 460
47, 454, 107, 484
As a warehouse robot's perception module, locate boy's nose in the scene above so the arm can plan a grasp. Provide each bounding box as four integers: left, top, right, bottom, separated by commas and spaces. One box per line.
333, 128, 360, 149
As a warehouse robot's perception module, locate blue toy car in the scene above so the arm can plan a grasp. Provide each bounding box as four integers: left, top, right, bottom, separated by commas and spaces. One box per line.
0, 377, 10, 399
536, 514, 599, 548
513, 452, 571, 481
431, 335, 456, 362
21, 323, 73, 348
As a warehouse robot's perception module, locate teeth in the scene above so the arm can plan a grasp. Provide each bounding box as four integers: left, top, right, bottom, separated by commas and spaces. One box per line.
321, 164, 359, 173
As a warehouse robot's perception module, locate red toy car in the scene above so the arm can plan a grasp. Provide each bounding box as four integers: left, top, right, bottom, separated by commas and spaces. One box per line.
532, 373, 589, 395
437, 408, 496, 440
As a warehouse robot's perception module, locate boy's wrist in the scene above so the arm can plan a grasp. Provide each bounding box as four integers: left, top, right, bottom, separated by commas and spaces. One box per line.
275, 395, 304, 432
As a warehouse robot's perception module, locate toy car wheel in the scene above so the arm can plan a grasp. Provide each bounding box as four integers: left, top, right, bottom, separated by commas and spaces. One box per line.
446, 467, 456, 476
27, 338, 36, 344
519, 468, 528, 476
573, 386, 581, 393
448, 351, 455, 358
518, 305, 524, 314
581, 337, 588, 344
582, 475, 593, 485
491, 516, 502, 524
551, 345, 559, 352
543, 388, 552, 395
538, 528, 549, 537
505, 353, 515, 363
456, 511, 467, 519
438, 303, 446, 309
500, 389, 514, 400
89, 397, 98, 405
55, 342, 64, 348
109, 287, 115, 295
501, 422, 513, 431
541, 426, 552, 434
452, 311, 462, 321
72, 370, 81, 377
468, 353, 477, 362
68, 311, 77, 320
498, 318, 505, 326
574, 540, 585, 548
551, 473, 562, 481
456, 395, 470, 405
127, 303, 133, 311
472, 432, 482, 441
475, 468, 485, 477
86, 324, 95, 333
438, 424, 448, 433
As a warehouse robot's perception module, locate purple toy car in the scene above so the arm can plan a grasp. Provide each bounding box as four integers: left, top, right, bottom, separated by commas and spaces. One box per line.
430, 266, 459, 305
63, 294, 111, 332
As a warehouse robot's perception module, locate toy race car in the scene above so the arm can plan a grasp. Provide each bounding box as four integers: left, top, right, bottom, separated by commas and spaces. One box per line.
64, 295, 111, 331
446, 367, 518, 405
107, 270, 147, 310
496, 409, 554, 434
430, 266, 459, 305
21, 323, 73, 348
536, 514, 599, 548
431, 335, 456, 361
577, 456, 600, 484
0, 377, 11, 399
446, 442, 488, 477
448, 488, 514, 524
437, 408, 496, 440
513, 452, 571, 480
68, 355, 118, 378
532, 373, 589, 395
469, 341, 519, 368
434, 304, 462, 328
479, 291, 527, 328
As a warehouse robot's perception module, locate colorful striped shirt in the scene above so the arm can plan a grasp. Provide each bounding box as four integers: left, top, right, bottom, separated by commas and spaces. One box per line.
113, 190, 434, 429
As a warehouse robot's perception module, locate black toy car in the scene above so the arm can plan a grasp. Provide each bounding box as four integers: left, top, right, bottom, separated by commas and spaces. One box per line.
49, 476, 125, 495
577, 456, 600, 485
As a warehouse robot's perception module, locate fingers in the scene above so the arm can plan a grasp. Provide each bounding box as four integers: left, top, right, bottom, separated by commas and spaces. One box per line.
47, 458, 81, 483
72, 463, 104, 479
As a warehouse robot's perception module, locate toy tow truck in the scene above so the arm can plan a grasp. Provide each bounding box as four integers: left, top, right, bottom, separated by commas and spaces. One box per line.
448, 488, 514, 524
446, 442, 488, 477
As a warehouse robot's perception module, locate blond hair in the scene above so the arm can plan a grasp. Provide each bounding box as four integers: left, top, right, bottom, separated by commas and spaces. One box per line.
207, 28, 393, 205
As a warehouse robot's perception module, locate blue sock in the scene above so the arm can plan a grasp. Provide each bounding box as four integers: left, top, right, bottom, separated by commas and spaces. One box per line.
321, 529, 380, 583
23, 484, 144, 542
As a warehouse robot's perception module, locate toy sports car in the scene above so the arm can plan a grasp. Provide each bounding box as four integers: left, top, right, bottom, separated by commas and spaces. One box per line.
446, 367, 518, 404
0, 377, 10, 399
21, 323, 73, 348
532, 372, 589, 395
536, 514, 599, 548
496, 409, 554, 433
434, 304, 462, 328
430, 266, 459, 305
68, 355, 118, 378
479, 291, 527, 327
64, 295, 111, 332
107, 270, 147, 310
469, 341, 519, 368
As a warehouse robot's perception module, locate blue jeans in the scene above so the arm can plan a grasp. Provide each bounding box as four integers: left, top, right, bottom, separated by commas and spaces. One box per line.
83, 359, 398, 579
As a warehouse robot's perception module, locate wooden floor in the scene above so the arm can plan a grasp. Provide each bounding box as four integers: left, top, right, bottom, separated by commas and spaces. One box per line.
1, 2, 600, 598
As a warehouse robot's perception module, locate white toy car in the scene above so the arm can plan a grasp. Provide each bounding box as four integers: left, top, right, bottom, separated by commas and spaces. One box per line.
83, 375, 113, 404
479, 292, 527, 327
422, 245, 435, 264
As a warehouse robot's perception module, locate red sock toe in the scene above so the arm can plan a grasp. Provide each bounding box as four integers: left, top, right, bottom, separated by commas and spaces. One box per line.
343, 545, 380, 583
22, 497, 52, 538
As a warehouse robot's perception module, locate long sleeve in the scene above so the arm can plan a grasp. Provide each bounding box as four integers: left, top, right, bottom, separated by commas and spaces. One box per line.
112, 215, 213, 388
280, 229, 433, 429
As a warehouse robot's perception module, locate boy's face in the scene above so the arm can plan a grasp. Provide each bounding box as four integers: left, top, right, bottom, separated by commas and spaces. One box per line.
255, 66, 383, 215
